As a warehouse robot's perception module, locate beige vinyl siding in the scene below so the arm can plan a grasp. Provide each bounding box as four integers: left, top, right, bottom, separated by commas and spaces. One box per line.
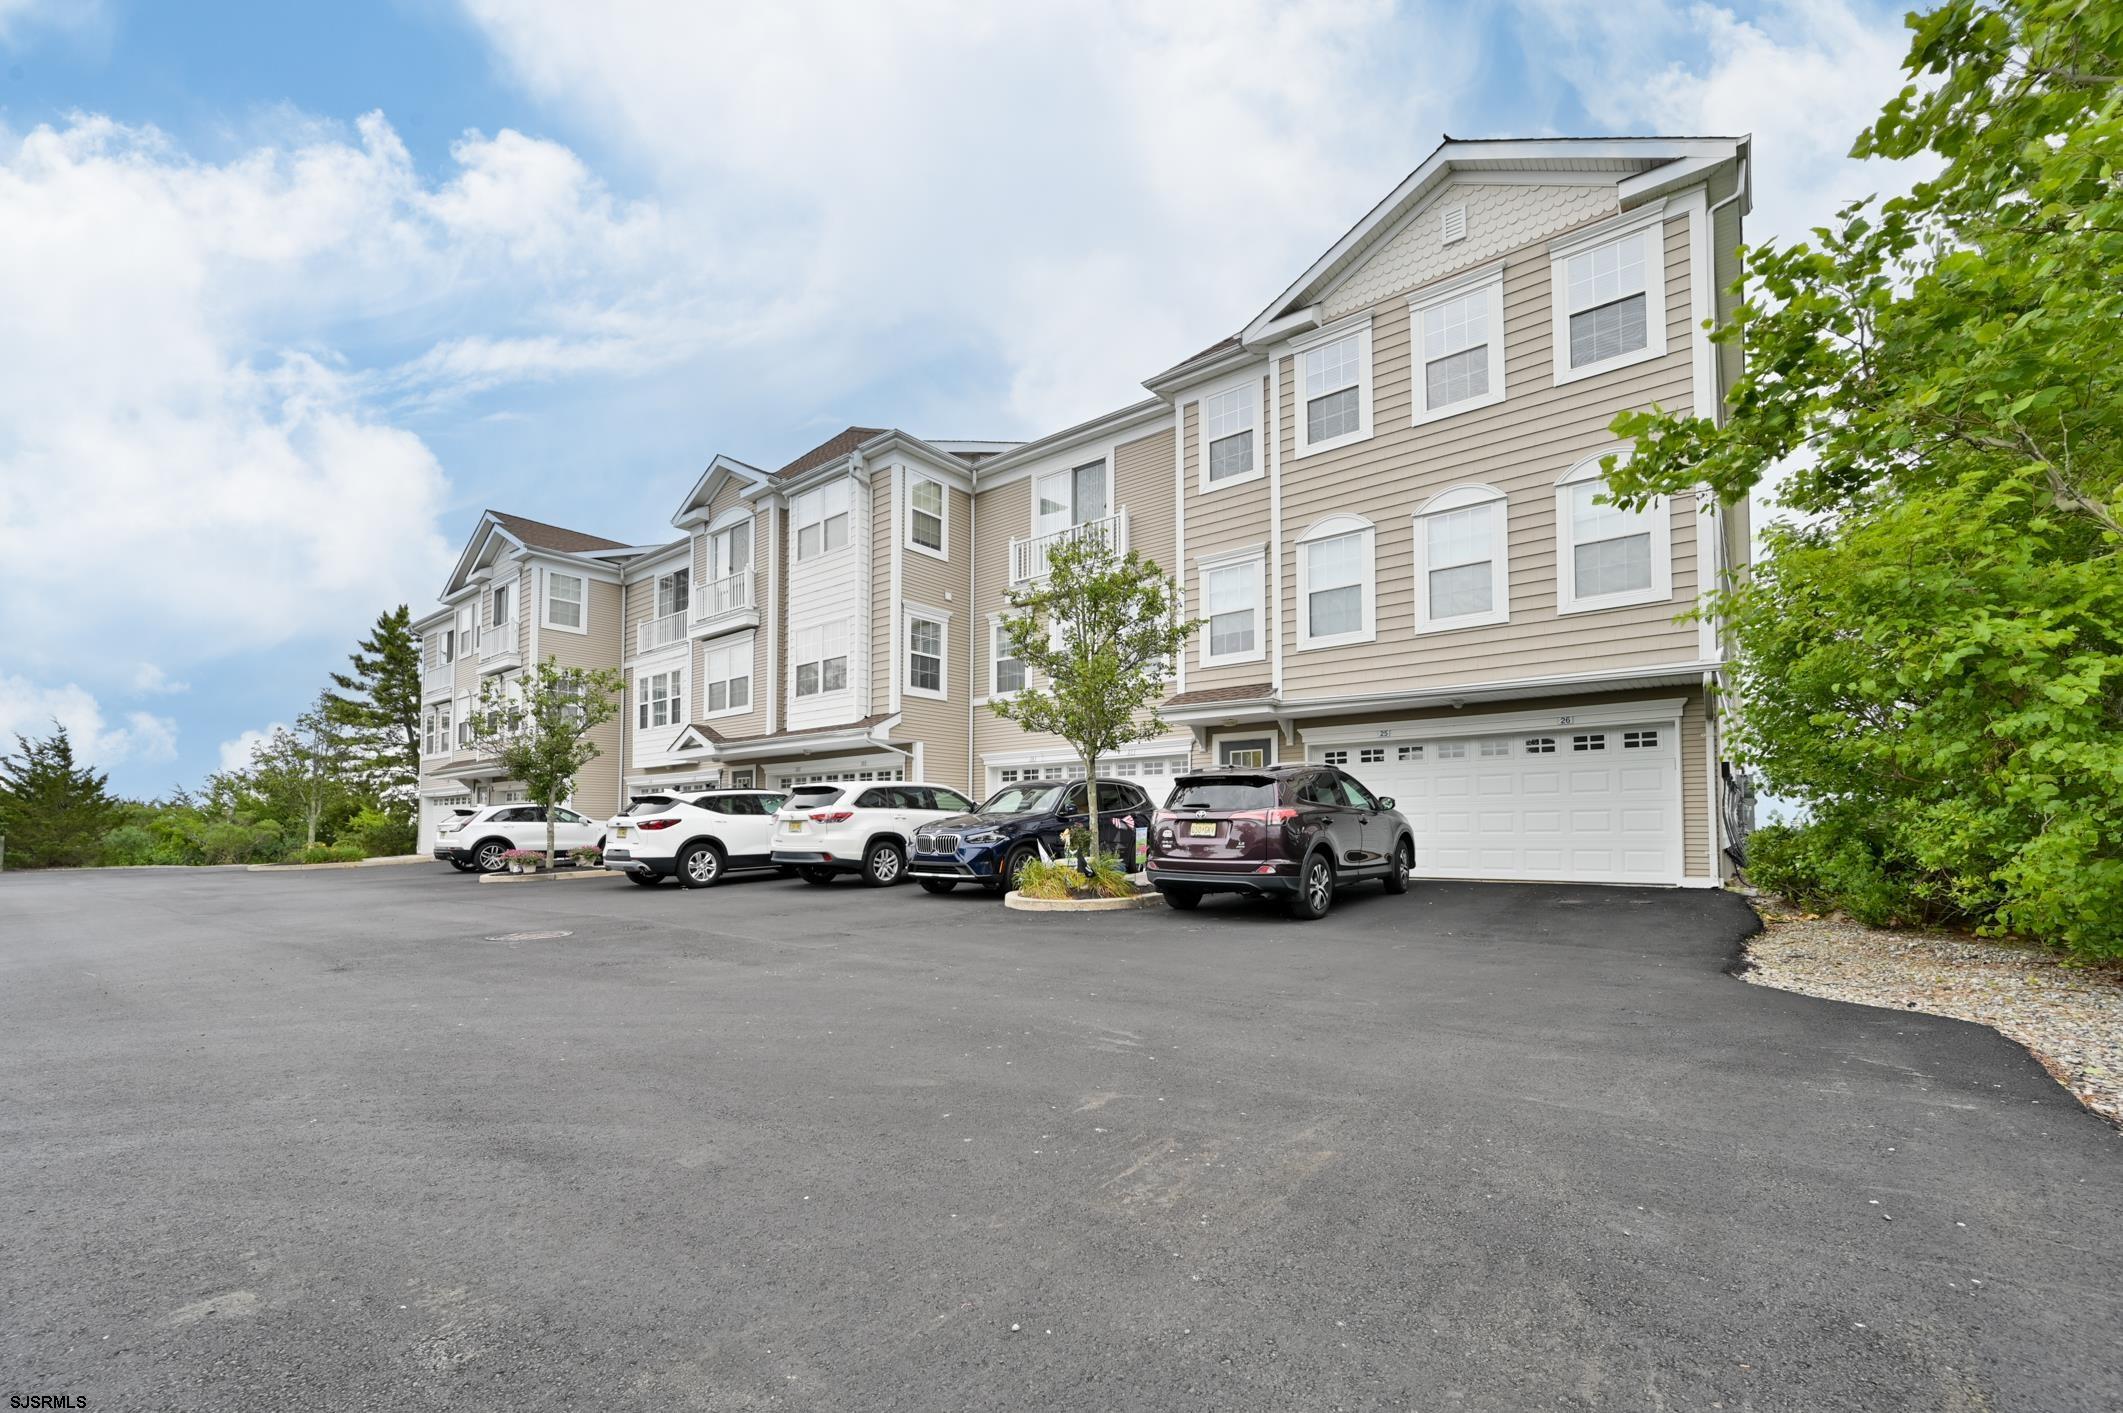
622, 570, 659, 660
1178, 389, 1273, 691
514, 566, 531, 657
869, 471, 894, 716
1274, 684, 1711, 880
1115, 426, 1176, 573
1278, 214, 1701, 701
898, 476, 974, 790
528, 574, 624, 816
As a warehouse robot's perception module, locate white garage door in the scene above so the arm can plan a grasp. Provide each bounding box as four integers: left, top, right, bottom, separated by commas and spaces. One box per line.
988, 754, 1189, 805
1311, 723, 1681, 884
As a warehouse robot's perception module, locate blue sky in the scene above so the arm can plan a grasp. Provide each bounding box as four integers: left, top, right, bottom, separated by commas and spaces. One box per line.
0, 0, 1917, 796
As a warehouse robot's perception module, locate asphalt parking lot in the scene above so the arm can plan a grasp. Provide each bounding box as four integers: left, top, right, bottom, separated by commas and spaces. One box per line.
2, 864, 2118, 1411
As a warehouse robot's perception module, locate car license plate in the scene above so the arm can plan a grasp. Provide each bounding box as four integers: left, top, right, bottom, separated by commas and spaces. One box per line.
615, 826, 630, 839
1188, 821, 1218, 837
787, 820, 803, 832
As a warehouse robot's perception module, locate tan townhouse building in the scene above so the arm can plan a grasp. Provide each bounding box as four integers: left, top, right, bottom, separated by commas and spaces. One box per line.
413, 133, 1752, 889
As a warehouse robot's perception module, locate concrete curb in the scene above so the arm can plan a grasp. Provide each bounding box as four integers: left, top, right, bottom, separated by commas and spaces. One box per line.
476, 868, 624, 885
245, 854, 429, 873
1003, 889, 1165, 913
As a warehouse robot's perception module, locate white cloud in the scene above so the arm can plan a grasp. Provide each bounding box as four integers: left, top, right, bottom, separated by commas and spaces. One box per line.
0, 0, 100, 46
0, 110, 687, 695
454, 0, 1480, 433
130, 664, 189, 695
0, 675, 177, 768
217, 725, 285, 774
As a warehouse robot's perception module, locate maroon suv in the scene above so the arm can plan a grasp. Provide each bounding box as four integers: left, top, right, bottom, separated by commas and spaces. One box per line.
1147, 764, 1415, 919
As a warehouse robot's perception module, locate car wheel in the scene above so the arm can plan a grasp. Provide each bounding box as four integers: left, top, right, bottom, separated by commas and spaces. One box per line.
473, 839, 510, 874
1382, 838, 1412, 894
1286, 852, 1334, 920
677, 841, 724, 889
863, 839, 905, 887
918, 878, 958, 894
626, 872, 663, 887
448, 859, 475, 873
1161, 886, 1203, 911
1000, 844, 1038, 894
799, 866, 837, 886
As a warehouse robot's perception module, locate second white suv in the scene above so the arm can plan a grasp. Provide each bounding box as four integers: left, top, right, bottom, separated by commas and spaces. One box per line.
602, 789, 788, 888
435, 803, 606, 873
770, 782, 981, 886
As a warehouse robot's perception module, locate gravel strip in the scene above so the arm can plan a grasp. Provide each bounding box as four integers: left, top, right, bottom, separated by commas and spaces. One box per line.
1745, 906, 2123, 1126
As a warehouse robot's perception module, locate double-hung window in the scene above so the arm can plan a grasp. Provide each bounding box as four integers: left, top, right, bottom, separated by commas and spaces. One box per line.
1200, 380, 1259, 487
1296, 515, 1375, 649
1556, 453, 1670, 612
905, 610, 946, 697
1199, 554, 1264, 666
545, 571, 585, 630
793, 481, 851, 561
1551, 212, 1668, 383
907, 475, 946, 555
1295, 324, 1372, 456
1033, 459, 1110, 538
1414, 486, 1510, 630
1409, 266, 1506, 422
793, 622, 849, 697
490, 583, 511, 627
990, 622, 1026, 697
701, 640, 751, 714
637, 668, 685, 730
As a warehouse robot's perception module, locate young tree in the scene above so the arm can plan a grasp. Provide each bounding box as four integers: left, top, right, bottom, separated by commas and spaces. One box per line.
247, 692, 352, 849
1603, 0, 2123, 955
467, 658, 625, 867
990, 533, 1198, 866
325, 605, 423, 812
0, 724, 125, 869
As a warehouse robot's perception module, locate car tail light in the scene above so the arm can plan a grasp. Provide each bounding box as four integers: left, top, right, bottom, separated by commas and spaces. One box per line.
1233, 808, 1300, 825
810, 810, 855, 823
637, 818, 680, 831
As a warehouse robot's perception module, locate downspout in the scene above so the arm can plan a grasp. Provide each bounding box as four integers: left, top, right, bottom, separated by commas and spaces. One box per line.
966, 474, 978, 794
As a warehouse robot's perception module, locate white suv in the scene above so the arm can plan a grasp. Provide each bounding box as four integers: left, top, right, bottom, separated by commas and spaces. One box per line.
770, 782, 981, 887
602, 789, 789, 888
434, 804, 606, 874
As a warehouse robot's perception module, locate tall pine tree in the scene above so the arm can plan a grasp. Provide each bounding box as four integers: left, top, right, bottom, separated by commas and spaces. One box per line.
0, 725, 124, 868
325, 604, 422, 812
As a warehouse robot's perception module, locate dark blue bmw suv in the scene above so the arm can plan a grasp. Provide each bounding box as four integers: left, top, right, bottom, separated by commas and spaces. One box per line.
907, 777, 1154, 895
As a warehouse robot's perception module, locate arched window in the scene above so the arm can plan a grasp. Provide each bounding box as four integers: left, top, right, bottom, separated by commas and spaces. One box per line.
1295, 513, 1376, 649
1413, 484, 1509, 630
1555, 451, 1671, 613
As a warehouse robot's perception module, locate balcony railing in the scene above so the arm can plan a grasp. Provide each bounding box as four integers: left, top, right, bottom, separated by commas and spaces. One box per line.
423, 660, 453, 694
689, 571, 755, 628
638, 609, 687, 655
479, 618, 518, 662
1010, 508, 1129, 582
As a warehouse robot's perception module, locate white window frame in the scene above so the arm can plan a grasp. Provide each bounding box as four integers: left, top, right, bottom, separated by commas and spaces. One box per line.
1408, 263, 1507, 425
1291, 318, 1373, 459
905, 473, 948, 559
654, 567, 689, 619
636, 665, 687, 732
1555, 450, 1672, 614
903, 604, 950, 701
792, 480, 852, 563
700, 637, 753, 718
1196, 548, 1266, 668
987, 618, 1028, 700
706, 517, 752, 581
1294, 513, 1377, 651
1196, 372, 1263, 492
791, 620, 850, 698
542, 570, 587, 633
1413, 484, 1511, 632
1549, 205, 1669, 386
1031, 455, 1113, 538
490, 582, 512, 628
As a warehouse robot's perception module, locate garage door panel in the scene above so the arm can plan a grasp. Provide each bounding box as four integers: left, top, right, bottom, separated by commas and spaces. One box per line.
1310, 719, 1681, 885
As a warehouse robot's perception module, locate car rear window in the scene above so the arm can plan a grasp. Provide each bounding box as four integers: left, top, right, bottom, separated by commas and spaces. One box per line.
1167, 777, 1279, 812
786, 785, 845, 808
625, 796, 678, 816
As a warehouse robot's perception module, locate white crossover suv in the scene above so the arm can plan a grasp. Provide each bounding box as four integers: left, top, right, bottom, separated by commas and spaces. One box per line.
601, 789, 789, 888
769, 782, 982, 887
434, 804, 606, 874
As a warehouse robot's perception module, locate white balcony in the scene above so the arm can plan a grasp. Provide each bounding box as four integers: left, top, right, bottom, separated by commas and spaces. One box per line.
688, 571, 757, 636
637, 609, 687, 656
478, 618, 520, 672
423, 660, 453, 696
1010, 508, 1129, 583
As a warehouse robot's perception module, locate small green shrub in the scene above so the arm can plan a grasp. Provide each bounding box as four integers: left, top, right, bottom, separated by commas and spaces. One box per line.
1015, 858, 1087, 900
343, 806, 416, 858
1744, 817, 1963, 930
290, 842, 364, 865
1083, 852, 1134, 898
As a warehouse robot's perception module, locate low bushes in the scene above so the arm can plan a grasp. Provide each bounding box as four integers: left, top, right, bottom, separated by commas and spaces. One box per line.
1015, 852, 1136, 901
289, 842, 365, 865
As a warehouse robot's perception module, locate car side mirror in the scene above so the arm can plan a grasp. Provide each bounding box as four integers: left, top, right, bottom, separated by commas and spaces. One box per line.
1379, 797, 1395, 810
